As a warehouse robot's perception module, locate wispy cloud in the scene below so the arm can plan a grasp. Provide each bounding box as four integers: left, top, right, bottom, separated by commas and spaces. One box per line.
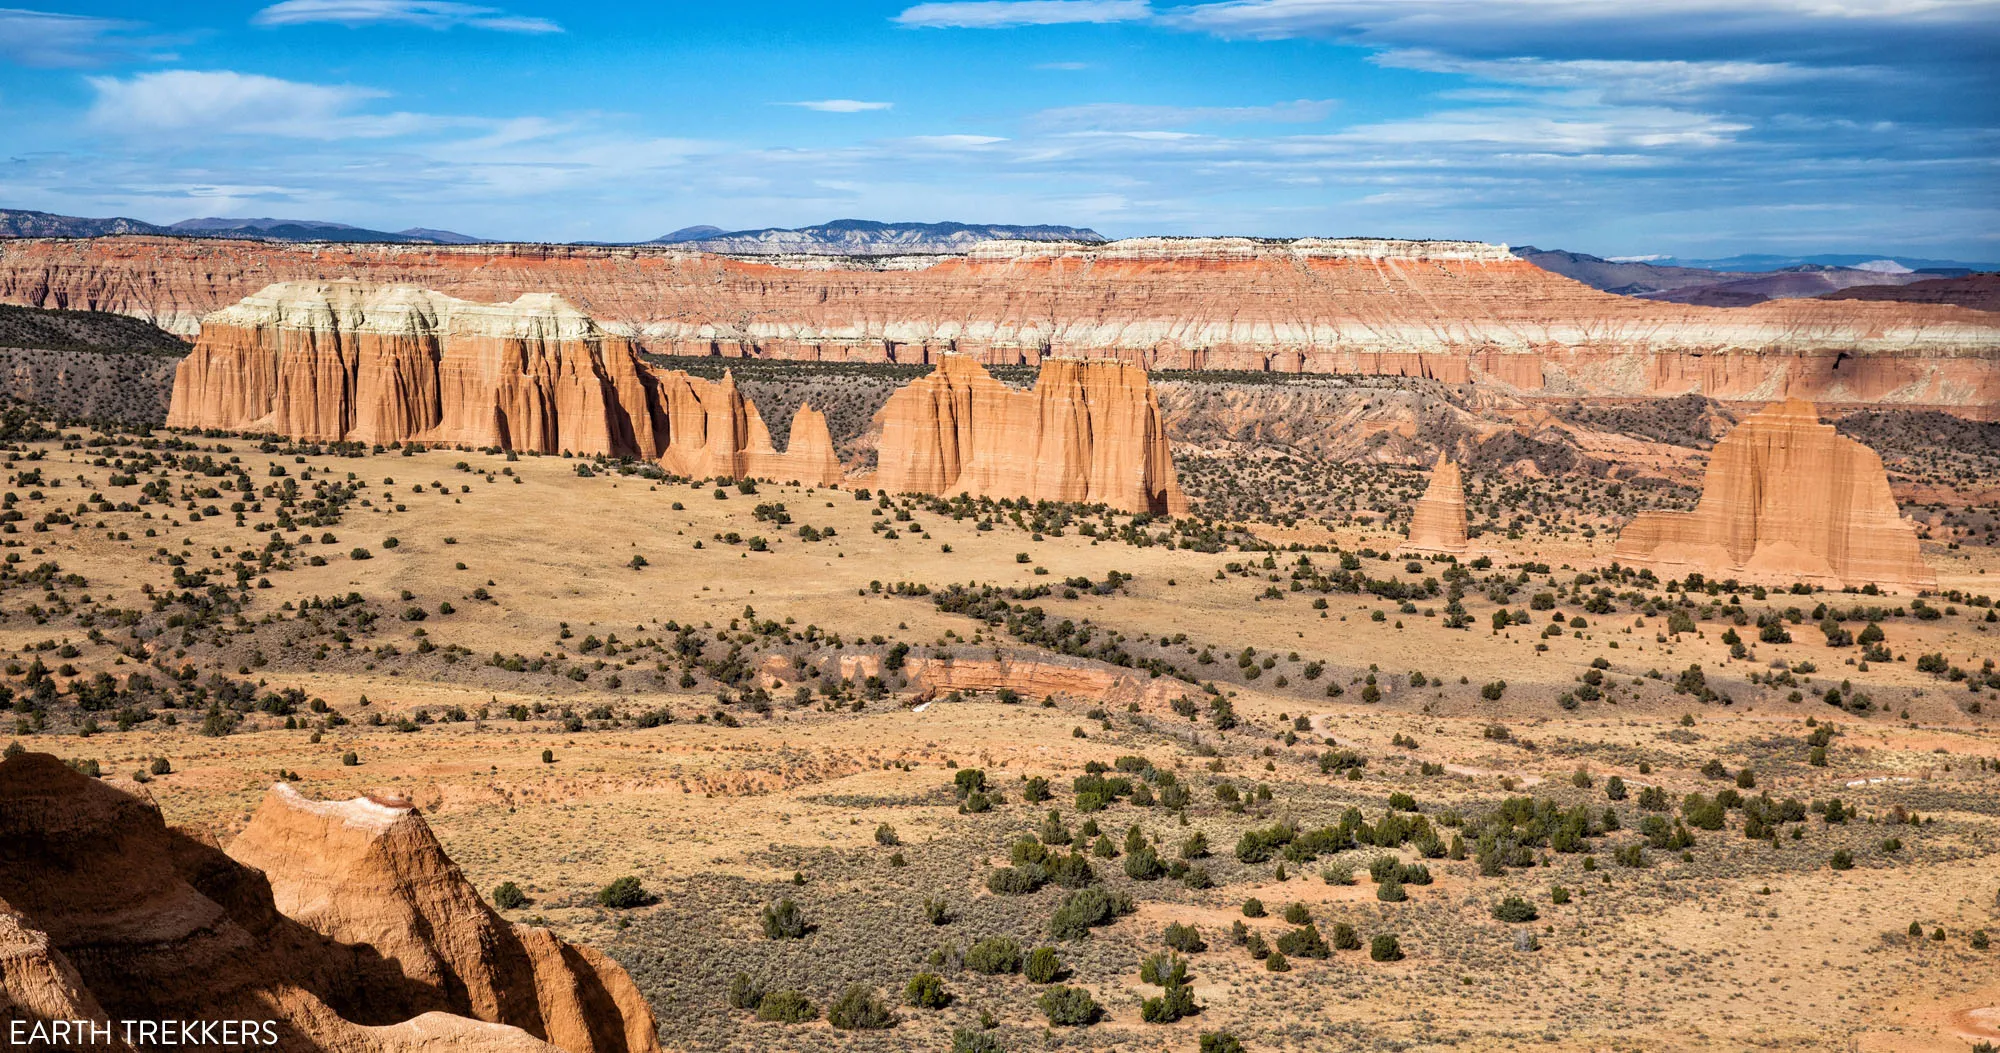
781, 99, 896, 113
251, 0, 561, 33
896, 0, 1150, 28
1029, 98, 1336, 131
902, 134, 1010, 146
0, 7, 168, 67
86, 70, 440, 140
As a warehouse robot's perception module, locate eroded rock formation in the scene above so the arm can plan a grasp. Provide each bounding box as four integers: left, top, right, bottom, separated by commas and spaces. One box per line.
656, 370, 842, 484
0, 751, 657, 1053
9, 235, 1998, 414
872, 356, 1188, 514
1613, 398, 1935, 591
1404, 453, 1469, 554
164, 281, 836, 480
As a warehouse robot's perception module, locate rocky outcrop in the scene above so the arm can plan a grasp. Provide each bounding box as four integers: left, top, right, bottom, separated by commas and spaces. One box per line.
228, 784, 657, 1053
1612, 399, 1935, 591
656, 370, 842, 484
0, 751, 655, 1053
166, 281, 668, 456
872, 356, 1188, 514
7, 236, 1995, 415
1404, 453, 1468, 554
906, 655, 1187, 710
165, 281, 834, 479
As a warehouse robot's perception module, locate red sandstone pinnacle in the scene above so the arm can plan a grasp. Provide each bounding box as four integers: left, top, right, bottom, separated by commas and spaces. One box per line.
871, 355, 1189, 514
1612, 398, 1936, 592
0, 750, 652, 1053
1404, 452, 1469, 554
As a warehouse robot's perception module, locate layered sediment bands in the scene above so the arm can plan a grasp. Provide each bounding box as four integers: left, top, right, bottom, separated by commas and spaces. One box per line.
0, 750, 652, 1053
9, 236, 1996, 413
872, 356, 1188, 514
166, 281, 834, 480
656, 371, 842, 484
1613, 399, 1935, 592
167, 281, 667, 456
1404, 454, 1468, 553
228, 784, 658, 1053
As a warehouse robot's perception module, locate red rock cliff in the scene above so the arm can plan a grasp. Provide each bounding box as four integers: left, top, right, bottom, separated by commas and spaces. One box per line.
0, 751, 657, 1053
1612, 398, 1935, 591
9, 236, 1995, 414
165, 280, 836, 480
872, 355, 1188, 514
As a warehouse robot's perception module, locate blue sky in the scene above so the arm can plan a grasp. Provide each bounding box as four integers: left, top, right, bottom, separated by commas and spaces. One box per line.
1, 0, 1995, 257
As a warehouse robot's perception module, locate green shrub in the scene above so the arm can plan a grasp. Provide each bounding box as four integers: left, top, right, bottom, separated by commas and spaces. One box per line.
1049, 887, 1132, 939
905, 972, 949, 1010
1163, 922, 1207, 953
1370, 934, 1404, 961
755, 989, 816, 1023
1491, 896, 1539, 923
1200, 1031, 1247, 1053
491, 881, 527, 910
1242, 897, 1266, 918
1330, 921, 1361, 951
966, 937, 1023, 974
1025, 945, 1064, 983
1282, 901, 1311, 924
827, 984, 896, 1030
1276, 923, 1329, 959
760, 898, 810, 938
727, 972, 763, 1010
1140, 981, 1197, 1023
1037, 984, 1100, 1026
596, 876, 653, 909
951, 1028, 1005, 1053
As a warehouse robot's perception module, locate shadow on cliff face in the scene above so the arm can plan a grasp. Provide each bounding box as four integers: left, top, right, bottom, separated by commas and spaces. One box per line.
0, 751, 656, 1053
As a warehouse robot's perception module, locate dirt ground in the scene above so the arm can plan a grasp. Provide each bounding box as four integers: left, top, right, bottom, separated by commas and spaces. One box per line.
5, 425, 1997, 1052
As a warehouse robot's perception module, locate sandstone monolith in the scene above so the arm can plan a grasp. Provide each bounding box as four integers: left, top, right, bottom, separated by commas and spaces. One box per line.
656, 370, 842, 484
1404, 453, 1469, 554
0, 750, 654, 1053
872, 356, 1187, 514
228, 784, 659, 1053
1613, 398, 1935, 591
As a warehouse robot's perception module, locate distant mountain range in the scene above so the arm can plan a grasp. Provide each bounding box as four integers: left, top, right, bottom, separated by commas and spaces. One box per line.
1514, 246, 1995, 308
649, 219, 1106, 255
0, 208, 487, 245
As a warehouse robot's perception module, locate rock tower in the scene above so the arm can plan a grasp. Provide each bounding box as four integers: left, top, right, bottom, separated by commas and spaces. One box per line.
1612, 398, 1934, 591
1404, 452, 1469, 554
872, 355, 1188, 514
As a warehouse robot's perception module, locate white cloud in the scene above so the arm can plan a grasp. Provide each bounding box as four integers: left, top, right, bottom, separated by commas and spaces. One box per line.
1373, 50, 1832, 98
896, 0, 1150, 28
85, 70, 440, 139
1165, 0, 2000, 40
782, 99, 896, 113
0, 7, 164, 67
902, 134, 1010, 146
1029, 98, 1336, 130
251, 0, 561, 33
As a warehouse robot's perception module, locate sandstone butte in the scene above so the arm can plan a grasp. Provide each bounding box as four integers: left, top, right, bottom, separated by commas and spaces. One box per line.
1403, 452, 1469, 554
164, 280, 841, 483
871, 355, 1190, 515
0, 750, 658, 1053
5, 235, 1995, 415
1612, 398, 1937, 592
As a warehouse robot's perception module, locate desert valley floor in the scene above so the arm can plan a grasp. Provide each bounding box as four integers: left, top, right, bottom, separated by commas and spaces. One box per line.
2, 389, 1998, 1052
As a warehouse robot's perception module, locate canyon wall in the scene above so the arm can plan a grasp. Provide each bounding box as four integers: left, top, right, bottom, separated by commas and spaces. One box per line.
872, 355, 1188, 514
1403, 453, 1469, 554
6, 236, 1995, 414
1612, 398, 1935, 591
165, 281, 838, 480
0, 750, 657, 1053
